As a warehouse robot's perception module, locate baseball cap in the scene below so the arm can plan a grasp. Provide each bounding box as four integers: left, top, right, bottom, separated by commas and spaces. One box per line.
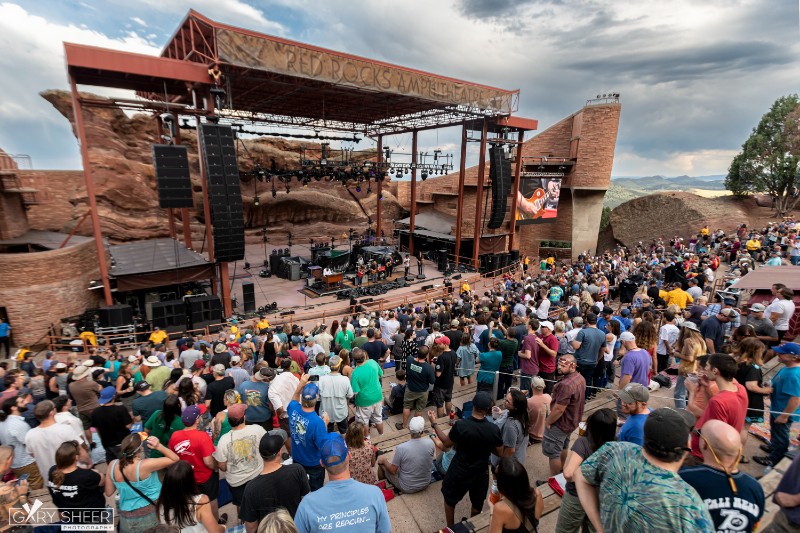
305, 336, 314, 343
229, 334, 236, 340
301, 383, 320, 401
600, 307, 613, 315
227, 403, 246, 420
245, 333, 252, 339
408, 416, 425, 433
621, 308, 631, 316
127, 355, 139, 363
134, 381, 151, 392
472, 391, 494, 411
329, 355, 342, 370
618, 383, 650, 403
773, 342, 800, 356
359, 317, 370, 327
98, 386, 116, 405
212, 364, 226, 375
749, 303, 766, 312
291, 335, 302, 345
619, 331, 636, 342
259, 429, 288, 459
230, 355, 241, 364
643, 408, 695, 456
720, 308, 735, 317
531, 376, 546, 390
193, 359, 206, 370
258, 367, 276, 380
181, 404, 207, 426
320, 433, 349, 468
451, 319, 460, 327
680, 321, 699, 332
55, 362, 67, 370
434, 336, 450, 345
540, 321, 554, 330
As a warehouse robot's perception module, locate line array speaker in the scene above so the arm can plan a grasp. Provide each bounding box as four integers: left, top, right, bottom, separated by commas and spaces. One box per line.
97, 305, 134, 328
151, 300, 186, 333
200, 124, 245, 263
487, 146, 512, 229
187, 295, 222, 330
153, 144, 194, 208
242, 282, 256, 313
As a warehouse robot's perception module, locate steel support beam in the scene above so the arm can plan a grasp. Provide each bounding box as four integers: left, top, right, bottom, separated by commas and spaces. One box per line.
376, 135, 383, 243
472, 118, 488, 269
409, 131, 418, 256
454, 124, 468, 266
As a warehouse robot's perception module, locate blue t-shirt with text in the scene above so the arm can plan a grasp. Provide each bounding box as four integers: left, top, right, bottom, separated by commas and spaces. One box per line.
287, 400, 328, 467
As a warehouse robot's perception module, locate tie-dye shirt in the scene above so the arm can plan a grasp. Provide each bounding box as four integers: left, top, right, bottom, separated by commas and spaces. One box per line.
580, 442, 714, 533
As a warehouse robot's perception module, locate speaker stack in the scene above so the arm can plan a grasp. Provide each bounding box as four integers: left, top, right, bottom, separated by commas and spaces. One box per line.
187, 296, 222, 331
487, 146, 512, 229
437, 250, 449, 272
97, 305, 134, 328
152, 145, 194, 208
200, 125, 245, 263
242, 282, 256, 313
151, 299, 186, 333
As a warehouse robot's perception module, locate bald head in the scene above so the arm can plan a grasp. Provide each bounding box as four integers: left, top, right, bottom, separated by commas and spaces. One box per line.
701, 420, 741, 462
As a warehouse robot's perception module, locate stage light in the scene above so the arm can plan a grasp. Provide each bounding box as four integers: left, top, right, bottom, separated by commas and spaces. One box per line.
396, 170, 402, 178
421, 171, 428, 180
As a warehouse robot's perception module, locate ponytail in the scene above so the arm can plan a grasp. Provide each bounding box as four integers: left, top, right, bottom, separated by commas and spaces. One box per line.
50, 441, 80, 488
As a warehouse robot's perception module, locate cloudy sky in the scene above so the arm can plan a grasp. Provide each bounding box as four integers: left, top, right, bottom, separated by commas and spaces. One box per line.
0, 0, 798, 177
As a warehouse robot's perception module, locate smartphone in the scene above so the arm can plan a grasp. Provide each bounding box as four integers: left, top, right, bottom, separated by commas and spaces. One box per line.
14, 474, 29, 485
309, 374, 319, 382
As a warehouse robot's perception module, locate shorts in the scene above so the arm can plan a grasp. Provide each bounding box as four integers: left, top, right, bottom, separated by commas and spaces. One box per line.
197, 470, 219, 501
441, 470, 490, 510
403, 389, 428, 412
431, 387, 452, 408
355, 402, 383, 426
78, 410, 92, 430
542, 424, 572, 459
229, 479, 249, 506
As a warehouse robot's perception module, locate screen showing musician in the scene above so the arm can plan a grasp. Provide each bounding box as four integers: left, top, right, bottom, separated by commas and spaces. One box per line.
516, 177, 561, 223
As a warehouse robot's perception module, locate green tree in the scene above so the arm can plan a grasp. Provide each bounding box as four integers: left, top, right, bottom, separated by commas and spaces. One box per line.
725, 95, 800, 216
600, 206, 612, 230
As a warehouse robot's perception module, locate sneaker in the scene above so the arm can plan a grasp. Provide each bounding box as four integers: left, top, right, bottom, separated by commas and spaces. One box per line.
759, 444, 773, 453
395, 422, 404, 430
753, 456, 774, 467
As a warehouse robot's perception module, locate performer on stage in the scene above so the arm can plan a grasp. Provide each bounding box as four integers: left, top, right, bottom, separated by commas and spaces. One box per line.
403, 255, 410, 278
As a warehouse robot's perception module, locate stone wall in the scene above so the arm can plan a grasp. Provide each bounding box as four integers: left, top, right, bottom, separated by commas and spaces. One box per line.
0, 194, 28, 240
0, 239, 102, 346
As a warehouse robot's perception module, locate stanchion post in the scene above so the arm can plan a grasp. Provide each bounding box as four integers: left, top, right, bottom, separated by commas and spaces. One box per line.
492, 370, 500, 402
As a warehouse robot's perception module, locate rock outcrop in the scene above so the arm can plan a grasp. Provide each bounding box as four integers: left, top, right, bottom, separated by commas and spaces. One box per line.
608, 192, 748, 249
28, 90, 402, 244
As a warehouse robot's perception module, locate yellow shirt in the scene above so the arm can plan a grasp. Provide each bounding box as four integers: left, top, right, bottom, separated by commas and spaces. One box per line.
230, 325, 239, 338
78, 331, 97, 346
665, 288, 693, 309
461, 282, 471, 293
701, 227, 709, 236
546, 257, 555, 265
149, 330, 168, 345
256, 319, 270, 331
746, 239, 761, 252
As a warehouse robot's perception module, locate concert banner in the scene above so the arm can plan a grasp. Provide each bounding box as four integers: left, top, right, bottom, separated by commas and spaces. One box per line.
516, 177, 561, 224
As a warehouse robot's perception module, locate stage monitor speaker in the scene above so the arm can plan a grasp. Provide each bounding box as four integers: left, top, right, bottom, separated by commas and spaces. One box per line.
421, 284, 434, 291
151, 300, 186, 332
200, 124, 245, 263
153, 144, 193, 208
437, 250, 449, 272
487, 146, 512, 229
288, 263, 301, 281
242, 282, 256, 313
98, 305, 134, 328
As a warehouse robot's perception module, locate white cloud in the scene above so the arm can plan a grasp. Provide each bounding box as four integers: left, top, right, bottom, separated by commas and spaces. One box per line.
133, 0, 286, 35
131, 16, 147, 27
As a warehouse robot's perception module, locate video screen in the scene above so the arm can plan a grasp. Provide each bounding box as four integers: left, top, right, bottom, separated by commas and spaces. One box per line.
516, 177, 561, 224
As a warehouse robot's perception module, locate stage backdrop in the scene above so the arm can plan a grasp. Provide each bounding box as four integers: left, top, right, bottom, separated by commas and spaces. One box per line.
516, 177, 562, 224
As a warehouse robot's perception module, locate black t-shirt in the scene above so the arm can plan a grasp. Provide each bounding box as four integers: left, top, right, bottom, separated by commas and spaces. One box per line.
736, 363, 764, 417
447, 416, 502, 477
48, 466, 106, 511
90, 405, 132, 449
210, 352, 232, 368
89, 355, 106, 368
205, 377, 235, 416
362, 341, 386, 362
239, 464, 310, 521
406, 359, 435, 393
565, 436, 592, 496
680, 464, 765, 533
444, 329, 463, 349
434, 351, 457, 390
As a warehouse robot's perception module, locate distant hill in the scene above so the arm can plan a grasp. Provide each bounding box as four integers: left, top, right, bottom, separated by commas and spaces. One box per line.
604, 174, 728, 208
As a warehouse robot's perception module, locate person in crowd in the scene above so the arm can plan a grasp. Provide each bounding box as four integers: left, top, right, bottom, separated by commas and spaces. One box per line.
115, 363, 137, 412
432, 337, 458, 418
700, 308, 735, 354
287, 376, 329, 491
0, 445, 29, 530
268, 360, 299, 453
526, 376, 551, 444
240, 430, 309, 530
53, 395, 85, 442
768, 288, 796, 342
226, 356, 250, 389
476, 337, 502, 397
673, 321, 706, 409
48, 440, 105, 518
213, 403, 266, 515
344, 420, 377, 485
350, 348, 385, 436
690, 354, 748, 465
205, 364, 235, 417
377, 416, 434, 493
144, 394, 185, 456
293, 433, 391, 533
543, 354, 586, 476
67, 364, 101, 444
92, 386, 133, 463
617, 383, 651, 446
133, 381, 168, 424
488, 457, 543, 533
428, 391, 502, 527
746, 303, 779, 345
318, 354, 353, 433
169, 405, 225, 524
490, 388, 529, 468
0, 395, 43, 489
656, 310, 680, 372
680, 420, 764, 533
571, 313, 607, 399
106, 433, 179, 533
456, 330, 478, 386
397, 344, 435, 430
575, 407, 714, 532
25, 400, 90, 482
157, 459, 225, 533
239, 367, 275, 431
556, 407, 617, 533
145, 356, 172, 391
754, 342, 800, 467
763, 451, 800, 532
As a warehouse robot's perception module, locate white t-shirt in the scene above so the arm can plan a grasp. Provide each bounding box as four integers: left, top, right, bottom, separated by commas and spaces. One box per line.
772, 299, 796, 331
657, 323, 680, 356
604, 334, 617, 362
25, 422, 84, 480
54, 412, 85, 442
212, 425, 266, 487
